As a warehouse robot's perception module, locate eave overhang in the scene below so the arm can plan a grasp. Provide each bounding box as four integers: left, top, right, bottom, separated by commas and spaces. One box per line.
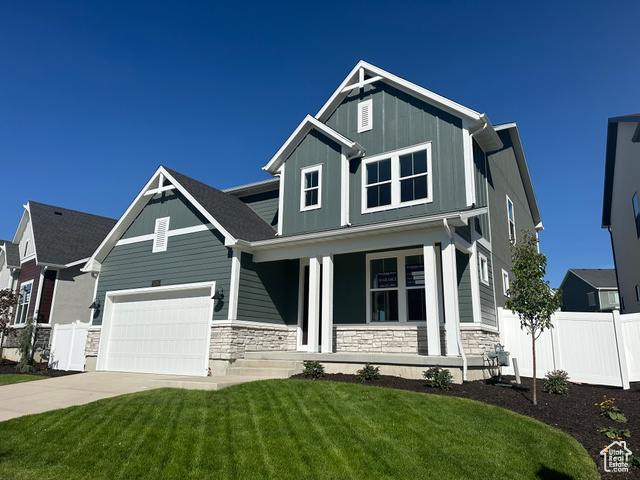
263, 115, 364, 174
232, 207, 488, 254
494, 123, 543, 230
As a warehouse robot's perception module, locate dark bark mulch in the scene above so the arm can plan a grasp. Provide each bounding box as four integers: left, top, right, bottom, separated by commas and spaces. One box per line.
292, 373, 640, 479
0, 360, 83, 378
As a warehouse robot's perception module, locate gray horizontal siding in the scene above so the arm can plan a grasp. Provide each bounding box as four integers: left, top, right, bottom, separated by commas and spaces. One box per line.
94, 229, 231, 325
333, 252, 367, 324
122, 191, 209, 239
237, 253, 298, 325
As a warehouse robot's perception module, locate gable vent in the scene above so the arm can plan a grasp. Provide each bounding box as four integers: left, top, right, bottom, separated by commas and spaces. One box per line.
358, 99, 373, 133
153, 217, 170, 253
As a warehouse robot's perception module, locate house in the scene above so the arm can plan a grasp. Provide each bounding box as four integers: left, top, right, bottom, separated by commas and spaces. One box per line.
602, 113, 640, 313
82, 61, 543, 381
0, 201, 116, 361
559, 269, 619, 312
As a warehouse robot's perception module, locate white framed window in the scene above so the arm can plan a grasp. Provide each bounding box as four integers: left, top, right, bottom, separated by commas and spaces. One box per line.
502, 269, 510, 296
24, 240, 29, 257
507, 195, 516, 243
152, 217, 170, 253
300, 165, 322, 211
609, 291, 620, 304
362, 142, 432, 213
479, 254, 489, 285
15, 280, 34, 325
358, 99, 372, 133
366, 249, 426, 323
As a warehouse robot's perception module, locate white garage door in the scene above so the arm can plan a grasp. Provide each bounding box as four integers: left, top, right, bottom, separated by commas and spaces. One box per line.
102, 286, 211, 376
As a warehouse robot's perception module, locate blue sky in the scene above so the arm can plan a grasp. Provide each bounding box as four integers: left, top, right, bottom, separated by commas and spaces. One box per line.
1, 1, 637, 287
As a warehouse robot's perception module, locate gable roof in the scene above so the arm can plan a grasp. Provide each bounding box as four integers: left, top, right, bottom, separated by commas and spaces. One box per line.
494, 122, 543, 230
0, 240, 21, 268
27, 202, 117, 267
315, 61, 503, 153
562, 269, 618, 290
86, 166, 276, 268
264, 115, 364, 174
602, 114, 640, 227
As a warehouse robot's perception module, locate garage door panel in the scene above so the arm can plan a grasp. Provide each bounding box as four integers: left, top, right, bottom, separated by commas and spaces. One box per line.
103, 287, 211, 376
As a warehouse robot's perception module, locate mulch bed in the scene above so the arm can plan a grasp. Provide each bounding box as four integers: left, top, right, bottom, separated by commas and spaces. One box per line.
292, 373, 640, 479
0, 360, 83, 378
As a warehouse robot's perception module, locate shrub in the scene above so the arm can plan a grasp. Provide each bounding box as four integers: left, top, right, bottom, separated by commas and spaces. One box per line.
357, 363, 380, 382
543, 369, 569, 396
599, 427, 631, 440
15, 317, 35, 373
302, 361, 325, 379
597, 396, 627, 423
423, 367, 453, 390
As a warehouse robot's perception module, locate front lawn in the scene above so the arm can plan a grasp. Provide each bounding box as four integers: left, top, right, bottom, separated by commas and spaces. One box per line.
0, 373, 46, 386
0, 380, 598, 479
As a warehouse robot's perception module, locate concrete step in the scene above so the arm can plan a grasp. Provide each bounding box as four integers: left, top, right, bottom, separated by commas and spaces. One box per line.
243, 351, 306, 361
149, 375, 268, 391
233, 359, 301, 370
225, 367, 297, 378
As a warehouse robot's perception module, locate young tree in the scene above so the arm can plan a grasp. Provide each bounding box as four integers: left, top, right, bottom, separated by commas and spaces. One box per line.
504, 230, 562, 406
0, 289, 19, 359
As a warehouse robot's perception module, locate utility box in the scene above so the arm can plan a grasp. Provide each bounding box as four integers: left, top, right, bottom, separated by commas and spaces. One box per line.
488, 344, 510, 367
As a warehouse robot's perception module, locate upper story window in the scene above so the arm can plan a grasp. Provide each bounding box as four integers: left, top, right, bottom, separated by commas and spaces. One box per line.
15, 280, 33, 325
357, 99, 372, 133
507, 196, 516, 243
502, 269, 510, 296
24, 240, 29, 257
479, 254, 489, 285
632, 192, 640, 238
587, 291, 596, 307
300, 165, 322, 211
362, 142, 432, 214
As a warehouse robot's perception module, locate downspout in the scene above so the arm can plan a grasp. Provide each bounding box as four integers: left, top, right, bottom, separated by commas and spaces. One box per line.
444, 219, 468, 382
608, 227, 623, 312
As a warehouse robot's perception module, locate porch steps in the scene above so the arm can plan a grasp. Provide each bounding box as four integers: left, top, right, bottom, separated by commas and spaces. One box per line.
225, 358, 303, 379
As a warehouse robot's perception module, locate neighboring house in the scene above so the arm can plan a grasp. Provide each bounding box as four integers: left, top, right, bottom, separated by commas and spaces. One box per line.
602, 114, 640, 313
559, 269, 619, 312
83, 61, 543, 379
0, 240, 20, 290
1, 202, 116, 361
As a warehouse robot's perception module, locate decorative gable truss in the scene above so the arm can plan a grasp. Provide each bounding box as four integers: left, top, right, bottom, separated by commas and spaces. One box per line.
84, 167, 234, 273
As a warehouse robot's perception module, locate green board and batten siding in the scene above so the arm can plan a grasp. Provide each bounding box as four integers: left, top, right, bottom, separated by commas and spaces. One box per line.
282, 130, 343, 236
237, 253, 298, 325
456, 250, 473, 323
94, 229, 232, 325
478, 244, 497, 327
333, 252, 367, 324
239, 190, 279, 231
327, 83, 467, 227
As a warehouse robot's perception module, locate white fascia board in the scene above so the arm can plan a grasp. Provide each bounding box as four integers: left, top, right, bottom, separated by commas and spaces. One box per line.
316, 61, 484, 125
64, 257, 90, 268
250, 207, 488, 257
82, 258, 101, 273
12, 206, 30, 245
263, 115, 363, 174
223, 178, 279, 196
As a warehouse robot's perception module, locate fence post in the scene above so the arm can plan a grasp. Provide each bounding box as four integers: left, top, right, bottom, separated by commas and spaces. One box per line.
549, 311, 562, 372
612, 309, 630, 390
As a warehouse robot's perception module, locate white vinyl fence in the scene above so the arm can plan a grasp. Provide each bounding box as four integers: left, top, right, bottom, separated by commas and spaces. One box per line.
498, 308, 640, 389
48, 321, 91, 371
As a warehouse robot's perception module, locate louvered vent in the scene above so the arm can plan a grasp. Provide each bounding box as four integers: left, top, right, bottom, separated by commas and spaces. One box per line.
153, 217, 170, 253
358, 99, 372, 133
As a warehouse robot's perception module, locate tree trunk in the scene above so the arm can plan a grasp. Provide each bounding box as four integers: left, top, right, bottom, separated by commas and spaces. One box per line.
532, 334, 537, 406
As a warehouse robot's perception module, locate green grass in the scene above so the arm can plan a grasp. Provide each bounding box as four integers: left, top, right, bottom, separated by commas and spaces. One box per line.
0, 379, 598, 480
0, 373, 46, 386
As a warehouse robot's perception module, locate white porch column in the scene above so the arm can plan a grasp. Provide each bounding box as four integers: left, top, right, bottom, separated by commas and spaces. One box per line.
423, 243, 441, 356
307, 256, 321, 352
227, 248, 241, 321
441, 237, 461, 356
321, 254, 334, 353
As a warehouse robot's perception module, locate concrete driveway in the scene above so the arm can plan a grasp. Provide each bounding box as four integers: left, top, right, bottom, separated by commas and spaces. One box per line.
0, 371, 266, 422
